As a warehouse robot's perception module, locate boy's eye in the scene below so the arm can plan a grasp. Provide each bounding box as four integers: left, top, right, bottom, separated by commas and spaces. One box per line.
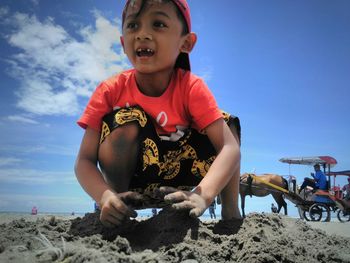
153, 21, 167, 28
126, 22, 138, 29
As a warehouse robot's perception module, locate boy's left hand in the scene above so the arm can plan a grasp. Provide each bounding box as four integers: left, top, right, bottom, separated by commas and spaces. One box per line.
159, 186, 208, 218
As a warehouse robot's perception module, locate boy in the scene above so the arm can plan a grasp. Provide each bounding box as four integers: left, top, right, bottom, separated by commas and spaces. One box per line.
75, 0, 241, 227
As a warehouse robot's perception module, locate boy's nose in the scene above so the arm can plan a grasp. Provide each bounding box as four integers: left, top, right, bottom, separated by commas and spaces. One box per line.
136, 31, 153, 41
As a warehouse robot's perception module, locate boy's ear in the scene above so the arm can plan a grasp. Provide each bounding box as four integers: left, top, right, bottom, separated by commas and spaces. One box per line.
120, 36, 125, 52
180, 32, 197, 53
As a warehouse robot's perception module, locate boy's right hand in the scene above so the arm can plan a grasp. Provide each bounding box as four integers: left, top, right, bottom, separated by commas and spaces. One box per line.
99, 189, 142, 227
159, 186, 209, 218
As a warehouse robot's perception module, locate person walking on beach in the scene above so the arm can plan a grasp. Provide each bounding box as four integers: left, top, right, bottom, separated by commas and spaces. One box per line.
209, 201, 216, 219
31, 206, 38, 215
271, 203, 277, 213
94, 202, 100, 212
299, 164, 327, 193
342, 177, 350, 201
75, 0, 242, 227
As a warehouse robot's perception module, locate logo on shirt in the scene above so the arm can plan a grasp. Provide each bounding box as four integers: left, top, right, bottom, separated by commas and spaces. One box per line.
156, 111, 168, 127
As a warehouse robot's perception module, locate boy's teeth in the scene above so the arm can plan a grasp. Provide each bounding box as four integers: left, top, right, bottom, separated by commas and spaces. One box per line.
137, 48, 154, 56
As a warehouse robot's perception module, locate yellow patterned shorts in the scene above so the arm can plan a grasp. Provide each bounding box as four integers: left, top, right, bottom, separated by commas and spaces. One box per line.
100, 106, 241, 195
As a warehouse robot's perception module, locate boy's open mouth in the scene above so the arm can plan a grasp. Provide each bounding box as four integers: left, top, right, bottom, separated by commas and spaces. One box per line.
136, 48, 155, 57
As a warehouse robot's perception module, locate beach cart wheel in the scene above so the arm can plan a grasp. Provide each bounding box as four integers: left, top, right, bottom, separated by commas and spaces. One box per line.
298, 206, 311, 221
302, 210, 312, 221
337, 209, 350, 222
309, 203, 331, 222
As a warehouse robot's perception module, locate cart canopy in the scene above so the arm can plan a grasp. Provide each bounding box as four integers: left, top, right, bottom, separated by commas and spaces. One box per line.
279, 156, 337, 167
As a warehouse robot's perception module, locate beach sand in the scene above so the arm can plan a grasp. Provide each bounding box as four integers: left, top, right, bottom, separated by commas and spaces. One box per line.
306, 221, 350, 238
0, 209, 349, 263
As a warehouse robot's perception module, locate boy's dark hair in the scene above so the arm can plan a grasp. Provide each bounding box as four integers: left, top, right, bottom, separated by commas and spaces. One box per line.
123, 0, 189, 35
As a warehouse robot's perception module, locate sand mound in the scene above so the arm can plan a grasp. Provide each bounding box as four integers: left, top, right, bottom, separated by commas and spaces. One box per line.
0, 209, 349, 262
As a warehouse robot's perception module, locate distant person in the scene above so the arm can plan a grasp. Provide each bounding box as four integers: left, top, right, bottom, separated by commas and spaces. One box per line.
288, 175, 297, 193
31, 206, 38, 215
152, 208, 157, 216
342, 177, 350, 201
94, 202, 100, 212
271, 203, 277, 213
209, 201, 216, 219
299, 164, 327, 193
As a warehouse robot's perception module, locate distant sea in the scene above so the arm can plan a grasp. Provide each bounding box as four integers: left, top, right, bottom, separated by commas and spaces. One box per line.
0, 209, 215, 222
0, 210, 342, 223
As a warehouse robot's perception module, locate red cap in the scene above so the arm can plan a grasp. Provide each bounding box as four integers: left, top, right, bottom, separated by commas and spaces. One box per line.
172, 0, 191, 32
122, 0, 192, 71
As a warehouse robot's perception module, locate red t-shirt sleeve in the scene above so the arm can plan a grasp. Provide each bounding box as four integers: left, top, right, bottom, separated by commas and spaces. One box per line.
77, 81, 116, 131
188, 78, 222, 131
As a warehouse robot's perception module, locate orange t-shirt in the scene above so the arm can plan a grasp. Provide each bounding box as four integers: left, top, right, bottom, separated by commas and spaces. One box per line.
78, 69, 222, 138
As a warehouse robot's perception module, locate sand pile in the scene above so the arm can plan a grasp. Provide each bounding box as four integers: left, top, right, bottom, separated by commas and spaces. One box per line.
0, 209, 349, 262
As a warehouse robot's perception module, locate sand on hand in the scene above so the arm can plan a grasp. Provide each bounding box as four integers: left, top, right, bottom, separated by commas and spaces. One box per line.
0, 209, 350, 263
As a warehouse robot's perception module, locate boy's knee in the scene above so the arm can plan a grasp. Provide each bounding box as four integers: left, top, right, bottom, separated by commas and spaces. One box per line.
102, 122, 140, 151
98, 123, 140, 192
228, 116, 241, 145
109, 122, 139, 143
98, 122, 140, 164
229, 123, 241, 146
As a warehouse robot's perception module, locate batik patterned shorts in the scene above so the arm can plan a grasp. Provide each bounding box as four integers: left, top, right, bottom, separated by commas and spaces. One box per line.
100, 106, 241, 197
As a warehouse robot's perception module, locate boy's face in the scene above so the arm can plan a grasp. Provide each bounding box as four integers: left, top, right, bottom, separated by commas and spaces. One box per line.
121, 0, 191, 74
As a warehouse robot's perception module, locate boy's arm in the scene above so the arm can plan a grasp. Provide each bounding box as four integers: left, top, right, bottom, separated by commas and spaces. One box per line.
75, 128, 111, 202
162, 118, 240, 217
75, 127, 138, 226
195, 118, 240, 206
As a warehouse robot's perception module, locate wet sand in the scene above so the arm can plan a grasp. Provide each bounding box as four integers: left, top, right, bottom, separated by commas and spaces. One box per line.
0, 209, 349, 262
306, 221, 350, 238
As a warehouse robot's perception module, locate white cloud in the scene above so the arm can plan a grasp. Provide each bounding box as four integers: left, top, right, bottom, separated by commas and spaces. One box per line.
24, 144, 79, 156
1, 143, 78, 157
0, 168, 76, 184
0, 6, 9, 17
4, 10, 129, 116
0, 157, 22, 167
197, 57, 213, 82
31, 0, 40, 6
198, 65, 213, 82
7, 114, 39, 124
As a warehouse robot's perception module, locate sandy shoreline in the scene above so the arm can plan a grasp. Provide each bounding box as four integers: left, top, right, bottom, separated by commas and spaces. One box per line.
0, 212, 80, 224
0, 210, 349, 262
1, 212, 349, 237
306, 221, 350, 238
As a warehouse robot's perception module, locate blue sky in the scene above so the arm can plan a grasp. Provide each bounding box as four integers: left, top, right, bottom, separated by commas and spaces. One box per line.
0, 0, 349, 217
